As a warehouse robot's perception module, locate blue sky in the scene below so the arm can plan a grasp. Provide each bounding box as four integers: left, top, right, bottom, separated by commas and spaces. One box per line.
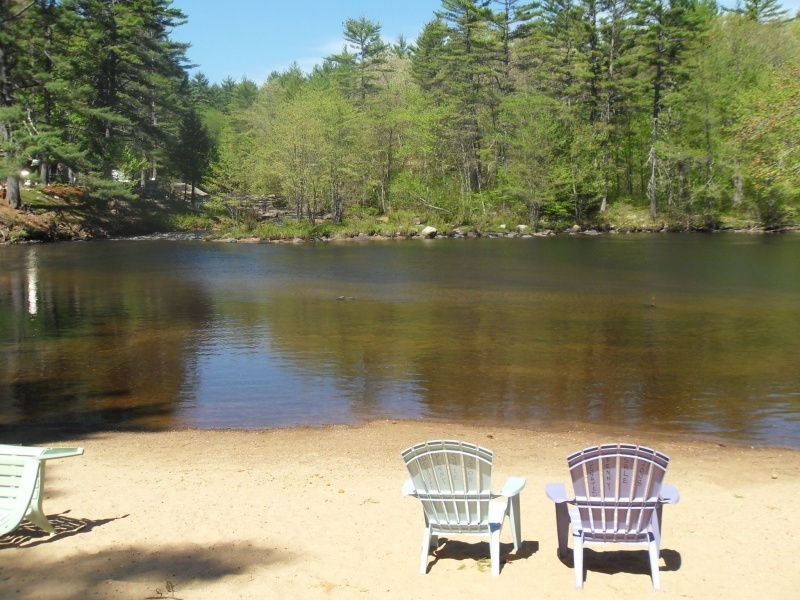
169, 0, 800, 84
169, 0, 442, 83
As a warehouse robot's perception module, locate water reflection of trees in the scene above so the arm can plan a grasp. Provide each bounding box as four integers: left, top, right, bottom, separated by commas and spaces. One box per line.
3, 240, 798, 445
260, 291, 800, 443
0, 249, 213, 434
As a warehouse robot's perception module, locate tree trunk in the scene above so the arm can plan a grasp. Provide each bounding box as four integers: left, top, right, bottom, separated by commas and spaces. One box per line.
5, 175, 21, 208
600, 161, 608, 213
648, 117, 658, 221
1, 20, 21, 209
733, 174, 744, 207
39, 159, 50, 184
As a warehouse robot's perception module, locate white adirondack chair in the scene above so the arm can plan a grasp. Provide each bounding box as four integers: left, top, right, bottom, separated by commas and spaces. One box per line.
546, 443, 679, 590
0, 444, 84, 535
0, 456, 41, 537
401, 440, 526, 576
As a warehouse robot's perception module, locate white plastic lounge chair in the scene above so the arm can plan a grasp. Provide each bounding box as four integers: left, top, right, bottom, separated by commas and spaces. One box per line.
0, 445, 84, 535
546, 443, 679, 590
0, 456, 41, 537
401, 440, 526, 576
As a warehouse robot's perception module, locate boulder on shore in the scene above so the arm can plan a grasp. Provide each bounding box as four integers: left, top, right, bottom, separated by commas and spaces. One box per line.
420, 226, 437, 238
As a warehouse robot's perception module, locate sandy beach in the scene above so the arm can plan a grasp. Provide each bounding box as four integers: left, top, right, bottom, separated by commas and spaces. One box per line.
1, 420, 798, 599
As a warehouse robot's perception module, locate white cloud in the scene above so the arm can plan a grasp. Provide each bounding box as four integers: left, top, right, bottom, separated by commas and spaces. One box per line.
317, 37, 348, 56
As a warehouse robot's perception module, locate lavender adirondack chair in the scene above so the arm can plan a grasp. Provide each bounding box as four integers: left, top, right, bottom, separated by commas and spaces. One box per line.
546, 443, 679, 590
401, 440, 526, 576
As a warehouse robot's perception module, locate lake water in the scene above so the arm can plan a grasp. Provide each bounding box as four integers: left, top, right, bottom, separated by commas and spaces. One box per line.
1, 234, 799, 447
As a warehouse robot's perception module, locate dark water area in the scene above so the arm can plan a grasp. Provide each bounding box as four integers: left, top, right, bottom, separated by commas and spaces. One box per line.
1, 234, 799, 447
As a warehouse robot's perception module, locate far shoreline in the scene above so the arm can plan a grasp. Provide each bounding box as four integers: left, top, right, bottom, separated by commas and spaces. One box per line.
5, 418, 798, 452
5, 224, 799, 246
3, 187, 799, 244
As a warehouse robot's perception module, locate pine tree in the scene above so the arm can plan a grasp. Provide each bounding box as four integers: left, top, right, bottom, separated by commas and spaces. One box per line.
740, 0, 788, 22
189, 72, 212, 106
1, 0, 37, 207
596, 0, 639, 210
175, 104, 211, 205
327, 17, 388, 105
638, 0, 706, 219
435, 0, 498, 196
491, 2, 535, 187
491, 1, 535, 95
63, 0, 188, 188
392, 34, 413, 58
411, 18, 450, 96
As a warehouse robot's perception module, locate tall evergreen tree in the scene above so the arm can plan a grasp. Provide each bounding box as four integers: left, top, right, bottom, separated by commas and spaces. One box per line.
1, 0, 37, 207
436, 0, 498, 196
491, 1, 535, 95
63, 0, 188, 187
740, 0, 788, 22
411, 18, 450, 96
328, 16, 388, 104
638, 0, 705, 219
596, 0, 638, 210
392, 34, 413, 58
175, 104, 211, 205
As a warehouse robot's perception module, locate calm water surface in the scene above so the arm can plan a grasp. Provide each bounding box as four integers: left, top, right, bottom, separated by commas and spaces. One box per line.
1, 235, 799, 447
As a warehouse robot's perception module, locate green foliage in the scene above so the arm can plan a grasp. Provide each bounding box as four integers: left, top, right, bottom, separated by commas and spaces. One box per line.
168, 210, 217, 231
9, 0, 797, 234
174, 106, 213, 202
79, 175, 138, 202
739, 0, 789, 22
1, 0, 191, 211
327, 17, 389, 104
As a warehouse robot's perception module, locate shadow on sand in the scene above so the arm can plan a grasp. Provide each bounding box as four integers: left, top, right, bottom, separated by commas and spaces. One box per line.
425, 538, 540, 574
0, 511, 127, 549
557, 546, 682, 584
0, 531, 288, 598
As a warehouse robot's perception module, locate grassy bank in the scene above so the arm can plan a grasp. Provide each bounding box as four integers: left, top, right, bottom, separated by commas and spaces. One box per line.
2, 185, 797, 244
1, 185, 192, 243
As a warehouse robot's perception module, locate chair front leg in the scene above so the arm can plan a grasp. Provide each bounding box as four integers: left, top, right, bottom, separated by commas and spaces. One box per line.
653, 506, 663, 556
648, 533, 661, 591
420, 526, 433, 574
26, 462, 56, 535
555, 502, 570, 559
573, 533, 584, 589
490, 525, 501, 576
508, 494, 522, 551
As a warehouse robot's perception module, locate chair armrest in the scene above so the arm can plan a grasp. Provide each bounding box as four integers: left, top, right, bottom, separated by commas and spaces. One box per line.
401, 478, 417, 497
40, 447, 84, 460
546, 482, 571, 504
498, 476, 526, 498
0, 445, 83, 460
660, 483, 679, 504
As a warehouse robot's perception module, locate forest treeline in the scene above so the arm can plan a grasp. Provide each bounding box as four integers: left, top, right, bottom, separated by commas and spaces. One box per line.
2, 1, 800, 234
0, 1, 200, 207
